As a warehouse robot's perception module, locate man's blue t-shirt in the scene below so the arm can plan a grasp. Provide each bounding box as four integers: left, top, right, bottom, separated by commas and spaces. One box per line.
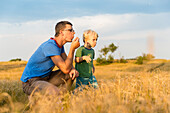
20, 38, 65, 82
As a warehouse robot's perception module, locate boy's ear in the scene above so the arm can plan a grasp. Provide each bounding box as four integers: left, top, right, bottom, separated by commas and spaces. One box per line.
87, 42, 92, 47
85, 37, 88, 42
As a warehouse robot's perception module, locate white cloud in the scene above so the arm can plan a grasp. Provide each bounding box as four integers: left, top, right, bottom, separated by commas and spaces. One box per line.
0, 12, 170, 61
0, 34, 25, 38
67, 13, 170, 41
103, 28, 170, 40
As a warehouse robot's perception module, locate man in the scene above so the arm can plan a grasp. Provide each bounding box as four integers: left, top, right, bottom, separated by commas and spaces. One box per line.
21, 21, 80, 95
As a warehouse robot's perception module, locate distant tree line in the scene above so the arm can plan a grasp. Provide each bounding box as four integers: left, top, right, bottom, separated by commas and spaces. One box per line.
9, 58, 22, 62
96, 43, 155, 65
135, 53, 155, 64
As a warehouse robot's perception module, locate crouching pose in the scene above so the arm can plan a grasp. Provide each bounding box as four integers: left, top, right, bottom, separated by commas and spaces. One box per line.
20, 21, 80, 95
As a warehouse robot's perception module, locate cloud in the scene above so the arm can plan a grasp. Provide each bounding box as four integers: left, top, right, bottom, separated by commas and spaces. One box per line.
0, 12, 170, 61
1, 12, 170, 41
102, 28, 170, 40
67, 13, 170, 41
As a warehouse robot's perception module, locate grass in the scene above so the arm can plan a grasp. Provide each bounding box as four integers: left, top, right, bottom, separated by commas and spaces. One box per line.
0, 59, 169, 113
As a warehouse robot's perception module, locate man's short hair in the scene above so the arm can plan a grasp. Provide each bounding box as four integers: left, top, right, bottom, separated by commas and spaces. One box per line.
55, 21, 72, 37
83, 29, 98, 43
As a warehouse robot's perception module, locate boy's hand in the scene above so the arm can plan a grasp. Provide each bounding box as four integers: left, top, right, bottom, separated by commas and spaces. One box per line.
69, 68, 79, 80
83, 55, 91, 63
71, 37, 80, 50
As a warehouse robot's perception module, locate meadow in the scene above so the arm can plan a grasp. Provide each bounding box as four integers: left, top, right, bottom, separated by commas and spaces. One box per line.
0, 59, 169, 113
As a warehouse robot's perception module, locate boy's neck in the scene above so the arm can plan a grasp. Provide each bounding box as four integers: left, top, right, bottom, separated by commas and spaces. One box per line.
84, 43, 92, 49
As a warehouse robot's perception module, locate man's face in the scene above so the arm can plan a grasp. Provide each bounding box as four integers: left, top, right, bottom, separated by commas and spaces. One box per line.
62, 24, 75, 42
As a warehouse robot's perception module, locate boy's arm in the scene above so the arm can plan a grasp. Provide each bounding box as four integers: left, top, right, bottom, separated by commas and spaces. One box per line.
75, 55, 91, 63
93, 64, 95, 73
93, 49, 95, 73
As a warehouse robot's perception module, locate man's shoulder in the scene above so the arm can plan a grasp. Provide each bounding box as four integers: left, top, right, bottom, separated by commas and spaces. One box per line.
42, 39, 54, 45
41, 39, 57, 49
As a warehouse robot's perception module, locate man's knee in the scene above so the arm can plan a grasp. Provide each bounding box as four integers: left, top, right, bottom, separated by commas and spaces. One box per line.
48, 70, 72, 86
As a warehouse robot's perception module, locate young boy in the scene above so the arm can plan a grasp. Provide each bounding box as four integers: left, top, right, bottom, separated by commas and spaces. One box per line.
75, 29, 99, 90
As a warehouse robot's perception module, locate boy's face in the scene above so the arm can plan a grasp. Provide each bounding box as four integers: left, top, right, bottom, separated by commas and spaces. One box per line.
86, 35, 98, 48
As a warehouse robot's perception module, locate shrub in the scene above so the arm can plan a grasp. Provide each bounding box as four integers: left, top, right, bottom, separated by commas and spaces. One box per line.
120, 58, 128, 63
142, 53, 155, 60
117, 56, 128, 63
107, 55, 114, 63
96, 57, 108, 65
96, 57, 103, 64
136, 56, 143, 64
96, 55, 111, 65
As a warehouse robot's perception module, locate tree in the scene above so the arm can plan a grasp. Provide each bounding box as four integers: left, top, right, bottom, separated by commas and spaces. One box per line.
109, 43, 118, 54
97, 43, 118, 65
99, 46, 109, 59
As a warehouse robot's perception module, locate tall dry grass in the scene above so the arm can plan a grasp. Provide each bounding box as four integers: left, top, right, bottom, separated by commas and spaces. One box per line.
0, 60, 169, 113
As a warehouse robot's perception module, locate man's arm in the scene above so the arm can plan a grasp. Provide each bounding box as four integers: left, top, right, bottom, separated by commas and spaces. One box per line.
61, 52, 74, 68
61, 52, 79, 80
51, 37, 80, 74
61, 52, 67, 61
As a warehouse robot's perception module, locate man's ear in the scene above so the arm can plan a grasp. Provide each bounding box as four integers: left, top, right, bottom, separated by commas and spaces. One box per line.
59, 30, 64, 36
59, 30, 62, 34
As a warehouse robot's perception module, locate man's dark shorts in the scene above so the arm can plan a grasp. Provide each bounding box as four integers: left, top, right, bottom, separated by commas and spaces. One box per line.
22, 70, 71, 95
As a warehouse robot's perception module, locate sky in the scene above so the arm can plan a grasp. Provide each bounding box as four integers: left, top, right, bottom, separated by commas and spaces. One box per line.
0, 0, 170, 61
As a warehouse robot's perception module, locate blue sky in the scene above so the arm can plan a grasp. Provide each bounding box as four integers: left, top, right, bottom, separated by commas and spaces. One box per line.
0, 0, 170, 61
1, 0, 170, 22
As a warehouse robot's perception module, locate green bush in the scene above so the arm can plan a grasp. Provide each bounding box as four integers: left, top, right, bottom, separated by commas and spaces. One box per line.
135, 56, 143, 64
96, 57, 108, 65
117, 56, 128, 63
108, 55, 114, 63
142, 53, 155, 60
96, 57, 103, 64
120, 58, 128, 63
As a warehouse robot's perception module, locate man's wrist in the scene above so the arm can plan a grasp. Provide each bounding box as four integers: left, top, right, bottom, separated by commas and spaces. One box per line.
70, 46, 76, 51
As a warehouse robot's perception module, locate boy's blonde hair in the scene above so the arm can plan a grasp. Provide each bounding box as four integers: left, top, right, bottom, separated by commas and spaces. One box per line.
83, 29, 98, 43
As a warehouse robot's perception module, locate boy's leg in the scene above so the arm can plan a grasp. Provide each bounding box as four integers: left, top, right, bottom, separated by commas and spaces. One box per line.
75, 76, 90, 89
89, 75, 99, 89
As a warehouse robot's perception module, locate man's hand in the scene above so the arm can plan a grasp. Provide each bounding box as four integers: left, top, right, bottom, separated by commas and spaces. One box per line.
69, 68, 79, 80
83, 55, 91, 63
71, 37, 80, 50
